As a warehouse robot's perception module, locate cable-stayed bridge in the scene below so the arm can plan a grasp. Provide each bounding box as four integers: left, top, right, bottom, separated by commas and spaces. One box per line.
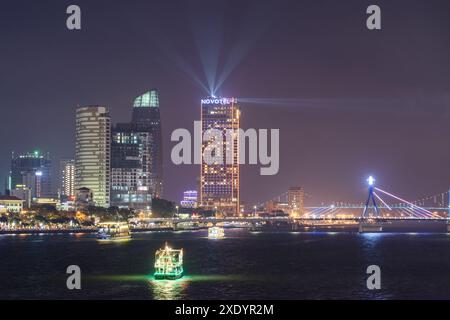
139, 178, 449, 233
259, 178, 449, 221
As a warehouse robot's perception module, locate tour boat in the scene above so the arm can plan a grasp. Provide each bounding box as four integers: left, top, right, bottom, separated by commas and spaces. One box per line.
175, 222, 200, 231
208, 226, 225, 239
97, 222, 131, 240
154, 243, 184, 280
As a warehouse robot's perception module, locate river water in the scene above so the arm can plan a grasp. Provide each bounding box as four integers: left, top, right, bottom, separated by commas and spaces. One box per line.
1, 228, 450, 299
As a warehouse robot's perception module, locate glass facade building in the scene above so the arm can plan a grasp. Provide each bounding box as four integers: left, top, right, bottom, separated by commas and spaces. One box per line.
10, 150, 52, 198
110, 124, 153, 210
131, 90, 163, 198
110, 90, 163, 209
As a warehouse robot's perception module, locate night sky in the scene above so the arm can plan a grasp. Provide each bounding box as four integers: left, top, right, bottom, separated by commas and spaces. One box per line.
1, 0, 449, 206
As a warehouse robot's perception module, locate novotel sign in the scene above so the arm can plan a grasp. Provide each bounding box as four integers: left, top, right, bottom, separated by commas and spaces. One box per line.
201, 97, 237, 105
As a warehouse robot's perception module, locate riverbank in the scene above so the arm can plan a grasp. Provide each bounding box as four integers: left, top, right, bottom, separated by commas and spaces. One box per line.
0, 227, 177, 235
0, 221, 447, 235
0, 228, 97, 235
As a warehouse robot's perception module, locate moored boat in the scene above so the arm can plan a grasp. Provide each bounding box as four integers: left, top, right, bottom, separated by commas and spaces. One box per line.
97, 222, 131, 240
208, 226, 225, 239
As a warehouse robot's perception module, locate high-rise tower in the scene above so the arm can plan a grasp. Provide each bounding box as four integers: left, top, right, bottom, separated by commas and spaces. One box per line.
60, 159, 75, 198
75, 106, 111, 208
131, 90, 163, 198
288, 187, 305, 217
200, 97, 240, 216
11, 150, 52, 198
110, 123, 153, 210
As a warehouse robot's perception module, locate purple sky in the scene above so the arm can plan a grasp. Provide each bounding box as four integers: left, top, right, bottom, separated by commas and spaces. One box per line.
1, 0, 449, 206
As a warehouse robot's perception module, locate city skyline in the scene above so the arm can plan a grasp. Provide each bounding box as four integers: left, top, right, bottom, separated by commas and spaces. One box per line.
0, 0, 449, 206
1, 0, 450, 304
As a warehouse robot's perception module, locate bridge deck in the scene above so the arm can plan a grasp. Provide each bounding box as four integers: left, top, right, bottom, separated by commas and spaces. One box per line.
134, 216, 449, 223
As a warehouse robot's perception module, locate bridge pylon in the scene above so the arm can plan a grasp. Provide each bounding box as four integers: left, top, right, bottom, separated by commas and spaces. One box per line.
359, 176, 383, 233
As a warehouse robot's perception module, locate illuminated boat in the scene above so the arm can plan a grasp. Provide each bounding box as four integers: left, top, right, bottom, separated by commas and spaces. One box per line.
154, 244, 183, 280
175, 222, 200, 231
208, 226, 225, 239
97, 222, 131, 240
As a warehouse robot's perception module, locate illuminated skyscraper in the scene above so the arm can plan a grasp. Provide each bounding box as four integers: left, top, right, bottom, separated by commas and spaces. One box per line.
200, 97, 240, 216
288, 187, 304, 217
110, 124, 153, 210
131, 90, 163, 198
181, 190, 198, 208
109, 90, 162, 209
75, 106, 110, 208
11, 150, 52, 198
60, 159, 75, 198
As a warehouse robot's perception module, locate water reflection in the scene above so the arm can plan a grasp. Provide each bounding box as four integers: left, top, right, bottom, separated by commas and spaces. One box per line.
360, 232, 384, 248
148, 277, 190, 300
359, 232, 389, 264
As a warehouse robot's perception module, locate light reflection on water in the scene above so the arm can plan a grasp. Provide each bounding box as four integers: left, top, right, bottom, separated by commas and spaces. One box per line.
148, 278, 190, 300
3, 229, 450, 299
93, 274, 265, 300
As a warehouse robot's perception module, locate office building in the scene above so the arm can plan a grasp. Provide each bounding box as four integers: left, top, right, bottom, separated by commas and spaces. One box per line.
131, 90, 163, 198
75, 106, 111, 208
288, 186, 305, 217
109, 90, 163, 209
10, 150, 52, 198
60, 159, 75, 199
181, 190, 198, 208
10, 185, 32, 208
110, 123, 153, 210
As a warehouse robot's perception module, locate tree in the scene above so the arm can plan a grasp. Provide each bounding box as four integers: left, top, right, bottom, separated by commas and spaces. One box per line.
50, 217, 70, 224
107, 206, 119, 215
151, 198, 176, 218
86, 205, 108, 215
31, 204, 58, 215
118, 208, 135, 220
195, 207, 215, 217
35, 215, 48, 223
104, 206, 134, 222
